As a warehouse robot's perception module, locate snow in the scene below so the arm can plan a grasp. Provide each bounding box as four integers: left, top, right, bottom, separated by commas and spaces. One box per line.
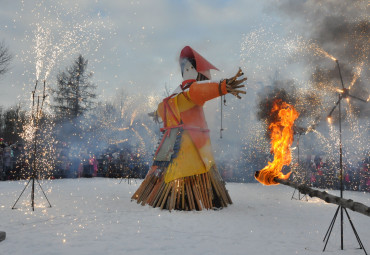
0, 178, 369, 255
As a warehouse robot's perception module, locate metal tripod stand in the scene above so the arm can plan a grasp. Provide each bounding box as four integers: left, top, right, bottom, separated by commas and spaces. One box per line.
323, 60, 367, 254
12, 80, 52, 211
291, 133, 308, 201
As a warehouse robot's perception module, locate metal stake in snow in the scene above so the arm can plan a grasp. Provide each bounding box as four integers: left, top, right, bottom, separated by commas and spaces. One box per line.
0, 231, 5, 242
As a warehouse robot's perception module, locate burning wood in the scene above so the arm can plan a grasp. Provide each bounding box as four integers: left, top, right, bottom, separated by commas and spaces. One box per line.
275, 178, 370, 218
255, 99, 299, 185
253, 98, 370, 218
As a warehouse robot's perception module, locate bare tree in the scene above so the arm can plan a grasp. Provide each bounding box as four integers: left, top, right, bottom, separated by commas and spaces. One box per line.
0, 104, 26, 144
0, 41, 13, 76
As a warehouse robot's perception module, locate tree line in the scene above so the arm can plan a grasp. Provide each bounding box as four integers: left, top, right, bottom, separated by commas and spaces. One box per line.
0, 48, 97, 146
0, 40, 156, 174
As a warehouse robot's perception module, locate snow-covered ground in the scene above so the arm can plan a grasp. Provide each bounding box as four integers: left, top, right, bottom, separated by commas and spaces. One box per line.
0, 178, 369, 255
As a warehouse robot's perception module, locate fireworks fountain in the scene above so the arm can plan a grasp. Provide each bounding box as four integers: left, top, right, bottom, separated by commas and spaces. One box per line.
239, 1, 369, 253
102, 92, 160, 160
11, 0, 112, 210
12, 80, 52, 211
240, 24, 369, 188
323, 59, 368, 254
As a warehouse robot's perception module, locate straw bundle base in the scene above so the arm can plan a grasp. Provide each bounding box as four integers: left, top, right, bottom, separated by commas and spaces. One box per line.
131, 166, 232, 211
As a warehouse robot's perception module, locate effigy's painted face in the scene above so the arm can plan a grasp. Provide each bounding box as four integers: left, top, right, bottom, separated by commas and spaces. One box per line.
181, 59, 198, 81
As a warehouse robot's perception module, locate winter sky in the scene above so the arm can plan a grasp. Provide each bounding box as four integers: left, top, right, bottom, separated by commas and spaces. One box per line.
0, 0, 284, 108
1, 1, 368, 163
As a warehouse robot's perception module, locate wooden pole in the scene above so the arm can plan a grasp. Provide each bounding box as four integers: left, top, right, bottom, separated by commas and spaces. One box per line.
181, 180, 185, 210
275, 178, 370, 217
160, 182, 172, 210
152, 181, 166, 207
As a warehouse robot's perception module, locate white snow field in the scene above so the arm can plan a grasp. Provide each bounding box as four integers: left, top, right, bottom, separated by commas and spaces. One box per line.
0, 178, 369, 255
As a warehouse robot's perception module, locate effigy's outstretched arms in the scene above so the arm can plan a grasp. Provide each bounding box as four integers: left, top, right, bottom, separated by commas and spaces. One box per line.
187, 68, 247, 105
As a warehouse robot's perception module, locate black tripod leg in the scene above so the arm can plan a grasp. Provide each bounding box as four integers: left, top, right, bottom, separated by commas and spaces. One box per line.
298, 191, 304, 200
300, 192, 308, 201
31, 178, 35, 211
35, 178, 52, 208
12, 179, 32, 209
291, 189, 297, 200
323, 205, 340, 251
343, 208, 368, 255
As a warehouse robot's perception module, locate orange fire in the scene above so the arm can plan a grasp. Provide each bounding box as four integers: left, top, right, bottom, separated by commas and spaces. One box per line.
255, 99, 299, 185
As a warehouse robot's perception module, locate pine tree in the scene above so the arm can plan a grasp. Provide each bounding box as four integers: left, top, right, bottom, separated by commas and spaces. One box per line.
52, 55, 97, 150
53, 55, 96, 121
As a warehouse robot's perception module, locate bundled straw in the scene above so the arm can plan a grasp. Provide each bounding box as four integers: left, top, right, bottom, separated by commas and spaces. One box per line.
131, 166, 232, 211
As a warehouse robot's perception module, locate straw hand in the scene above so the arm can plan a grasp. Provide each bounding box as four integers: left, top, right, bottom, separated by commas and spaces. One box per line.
148, 111, 160, 124
225, 68, 247, 99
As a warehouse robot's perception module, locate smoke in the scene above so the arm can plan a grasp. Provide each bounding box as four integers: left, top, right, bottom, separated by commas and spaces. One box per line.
235, 0, 370, 173
257, 83, 296, 136
274, 0, 369, 117
256, 78, 323, 138
47, 91, 160, 178
266, 0, 370, 167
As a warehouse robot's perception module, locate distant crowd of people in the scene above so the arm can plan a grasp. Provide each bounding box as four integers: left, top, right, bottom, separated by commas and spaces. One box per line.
0, 139, 148, 181
301, 154, 370, 192
219, 153, 370, 192
1, 138, 369, 192
0, 139, 27, 181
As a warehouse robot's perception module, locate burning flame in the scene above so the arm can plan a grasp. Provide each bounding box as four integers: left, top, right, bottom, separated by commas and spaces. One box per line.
255, 100, 299, 185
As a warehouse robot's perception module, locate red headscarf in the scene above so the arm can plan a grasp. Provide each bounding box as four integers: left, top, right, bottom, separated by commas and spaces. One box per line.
179, 46, 219, 79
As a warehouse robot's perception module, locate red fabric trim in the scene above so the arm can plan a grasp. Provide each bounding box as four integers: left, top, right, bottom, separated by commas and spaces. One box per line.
182, 91, 191, 102
160, 124, 210, 133
154, 129, 171, 156
154, 124, 210, 157
162, 94, 180, 128
181, 79, 196, 90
